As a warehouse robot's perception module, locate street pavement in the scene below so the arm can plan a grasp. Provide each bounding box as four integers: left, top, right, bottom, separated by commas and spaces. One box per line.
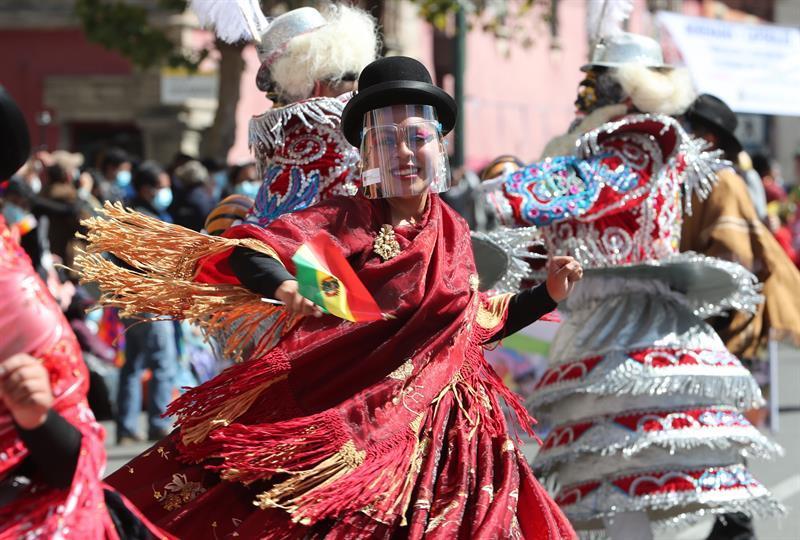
104, 345, 800, 539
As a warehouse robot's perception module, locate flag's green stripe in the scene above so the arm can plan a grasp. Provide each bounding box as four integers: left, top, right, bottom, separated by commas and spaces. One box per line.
295, 262, 327, 311
294, 244, 330, 274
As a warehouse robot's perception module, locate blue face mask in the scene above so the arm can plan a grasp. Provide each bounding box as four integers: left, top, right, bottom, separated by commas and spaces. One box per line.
234, 180, 260, 200
212, 171, 228, 200
2, 202, 26, 225
153, 187, 173, 211
116, 169, 132, 187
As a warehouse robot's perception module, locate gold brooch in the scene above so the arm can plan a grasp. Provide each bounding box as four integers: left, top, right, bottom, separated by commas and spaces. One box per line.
373, 224, 401, 261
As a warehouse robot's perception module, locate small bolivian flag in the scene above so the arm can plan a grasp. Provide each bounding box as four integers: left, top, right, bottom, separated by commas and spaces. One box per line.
292, 232, 385, 322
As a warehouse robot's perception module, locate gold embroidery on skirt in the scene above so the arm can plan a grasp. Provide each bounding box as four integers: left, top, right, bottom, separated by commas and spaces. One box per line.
253, 439, 366, 521
387, 358, 414, 381
154, 473, 206, 512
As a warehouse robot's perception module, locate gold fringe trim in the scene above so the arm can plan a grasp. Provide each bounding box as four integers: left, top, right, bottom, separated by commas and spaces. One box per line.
475, 293, 513, 331
74, 202, 297, 361
80, 202, 282, 279
250, 368, 489, 525
253, 440, 366, 521
181, 374, 288, 446
390, 412, 429, 526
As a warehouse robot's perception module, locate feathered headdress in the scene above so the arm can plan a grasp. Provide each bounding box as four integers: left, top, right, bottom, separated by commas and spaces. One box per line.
190, 0, 270, 43
588, 0, 634, 47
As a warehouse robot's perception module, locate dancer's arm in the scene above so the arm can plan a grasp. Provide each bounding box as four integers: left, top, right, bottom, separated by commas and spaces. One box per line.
229, 246, 322, 317
1, 353, 82, 489
17, 410, 82, 488
488, 285, 557, 341
486, 255, 582, 343
229, 246, 294, 298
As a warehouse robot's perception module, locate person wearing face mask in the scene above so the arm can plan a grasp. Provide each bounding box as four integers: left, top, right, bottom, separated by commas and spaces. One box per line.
113, 161, 177, 445
201, 157, 228, 201
78, 56, 579, 538
98, 147, 133, 203
2, 178, 52, 279
226, 161, 260, 200
169, 159, 214, 232
129, 161, 173, 222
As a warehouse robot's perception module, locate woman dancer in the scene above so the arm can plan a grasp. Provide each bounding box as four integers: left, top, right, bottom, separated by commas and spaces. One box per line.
80, 57, 579, 539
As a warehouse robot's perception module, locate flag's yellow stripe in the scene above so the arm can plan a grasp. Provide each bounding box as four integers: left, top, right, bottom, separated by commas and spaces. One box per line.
315, 270, 355, 322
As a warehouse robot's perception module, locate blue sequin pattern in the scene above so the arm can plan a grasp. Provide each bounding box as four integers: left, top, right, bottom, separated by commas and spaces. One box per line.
249, 165, 320, 227
504, 155, 638, 226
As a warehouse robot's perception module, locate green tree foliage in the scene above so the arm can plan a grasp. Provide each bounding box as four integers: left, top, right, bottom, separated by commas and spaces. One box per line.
74, 0, 208, 70
410, 0, 551, 46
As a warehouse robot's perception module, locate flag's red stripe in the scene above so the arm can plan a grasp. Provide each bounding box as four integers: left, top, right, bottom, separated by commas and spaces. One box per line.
306, 232, 382, 320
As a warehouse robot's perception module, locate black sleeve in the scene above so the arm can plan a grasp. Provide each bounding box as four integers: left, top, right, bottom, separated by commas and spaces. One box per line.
229, 246, 296, 298
104, 488, 156, 540
17, 409, 82, 489
486, 284, 558, 343
31, 195, 79, 218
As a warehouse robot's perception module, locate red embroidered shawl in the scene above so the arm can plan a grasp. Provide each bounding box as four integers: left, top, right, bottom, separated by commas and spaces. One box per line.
129, 195, 577, 538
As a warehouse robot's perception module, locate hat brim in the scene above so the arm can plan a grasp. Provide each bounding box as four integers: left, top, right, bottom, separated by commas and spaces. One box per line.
470, 232, 509, 292
341, 80, 457, 147
719, 130, 743, 155
580, 62, 673, 72
686, 110, 743, 155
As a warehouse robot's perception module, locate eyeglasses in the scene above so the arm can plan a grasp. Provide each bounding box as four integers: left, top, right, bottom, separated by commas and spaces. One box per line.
362, 121, 442, 147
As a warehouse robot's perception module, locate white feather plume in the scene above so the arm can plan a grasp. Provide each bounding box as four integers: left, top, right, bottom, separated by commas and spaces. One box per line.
588, 0, 634, 41
269, 5, 378, 102
190, 0, 269, 43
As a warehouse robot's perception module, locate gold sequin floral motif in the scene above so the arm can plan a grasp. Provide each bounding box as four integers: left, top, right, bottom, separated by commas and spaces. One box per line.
155, 473, 206, 511
374, 225, 401, 261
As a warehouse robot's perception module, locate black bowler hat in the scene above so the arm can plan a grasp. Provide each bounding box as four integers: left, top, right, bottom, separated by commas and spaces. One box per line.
685, 94, 742, 154
0, 86, 31, 179
341, 56, 457, 147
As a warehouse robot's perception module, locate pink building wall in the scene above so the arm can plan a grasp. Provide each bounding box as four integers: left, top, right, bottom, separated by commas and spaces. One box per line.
461, 0, 651, 170
461, 1, 588, 169
228, 44, 269, 164
0, 29, 132, 152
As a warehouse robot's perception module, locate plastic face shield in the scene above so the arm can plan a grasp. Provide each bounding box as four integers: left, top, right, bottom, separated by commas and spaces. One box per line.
359, 105, 451, 199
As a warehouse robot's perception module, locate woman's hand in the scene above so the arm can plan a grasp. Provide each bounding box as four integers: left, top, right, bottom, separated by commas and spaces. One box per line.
545, 256, 583, 302
0, 353, 54, 430
274, 280, 323, 318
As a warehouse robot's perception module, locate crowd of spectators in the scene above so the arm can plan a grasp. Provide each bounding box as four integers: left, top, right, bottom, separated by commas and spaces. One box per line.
1, 147, 257, 444
752, 154, 800, 268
